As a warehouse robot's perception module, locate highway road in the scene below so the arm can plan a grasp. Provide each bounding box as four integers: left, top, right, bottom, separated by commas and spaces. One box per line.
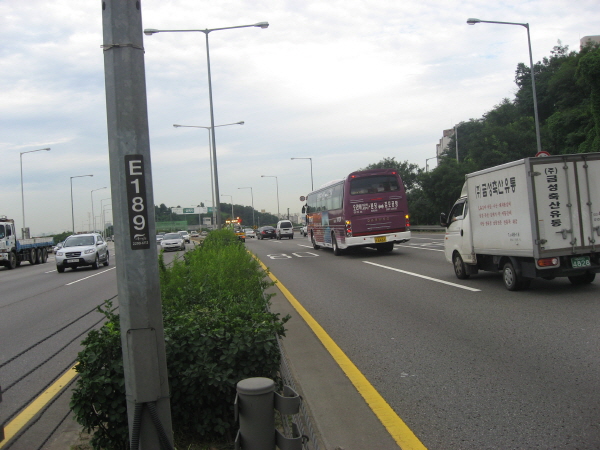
0, 241, 189, 450
247, 232, 600, 449
2, 233, 599, 449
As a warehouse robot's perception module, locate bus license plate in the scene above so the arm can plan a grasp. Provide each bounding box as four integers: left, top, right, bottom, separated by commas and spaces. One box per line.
571, 256, 591, 268
67, 259, 79, 263
374, 236, 387, 243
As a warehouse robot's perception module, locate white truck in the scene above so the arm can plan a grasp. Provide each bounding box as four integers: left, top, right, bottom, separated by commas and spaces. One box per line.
440, 153, 600, 290
0, 216, 54, 270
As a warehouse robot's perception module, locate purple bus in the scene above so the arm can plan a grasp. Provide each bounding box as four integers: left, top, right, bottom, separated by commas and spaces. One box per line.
304, 169, 411, 255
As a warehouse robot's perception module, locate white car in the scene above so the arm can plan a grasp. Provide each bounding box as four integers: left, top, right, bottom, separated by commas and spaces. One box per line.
56, 233, 109, 273
161, 233, 186, 251
300, 226, 307, 237
276, 220, 294, 240
178, 230, 191, 243
244, 228, 256, 238
190, 231, 199, 238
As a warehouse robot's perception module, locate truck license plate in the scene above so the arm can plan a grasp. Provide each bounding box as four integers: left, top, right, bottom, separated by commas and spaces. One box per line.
374, 236, 387, 243
571, 256, 591, 268
67, 259, 79, 263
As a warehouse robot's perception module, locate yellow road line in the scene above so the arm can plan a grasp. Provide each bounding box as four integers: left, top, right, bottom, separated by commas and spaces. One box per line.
1, 365, 78, 449
253, 255, 427, 450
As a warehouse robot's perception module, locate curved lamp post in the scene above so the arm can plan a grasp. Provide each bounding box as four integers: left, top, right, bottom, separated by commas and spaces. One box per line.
261, 175, 279, 218
145, 22, 268, 227
20, 147, 51, 238
91, 187, 107, 233
173, 121, 244, 226
291, 157, 313, 191
238, 186, 255, 228
467, 18, 542, 154
70, 174, 93, 233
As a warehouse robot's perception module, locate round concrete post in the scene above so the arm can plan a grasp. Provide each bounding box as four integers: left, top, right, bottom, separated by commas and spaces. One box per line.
236, 377, 275, 450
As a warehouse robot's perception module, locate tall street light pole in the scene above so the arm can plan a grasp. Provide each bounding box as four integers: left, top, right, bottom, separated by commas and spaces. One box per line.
261, 175, 279, 218
145, 22, 269, 228
100, 198, 111, 238
71, 174, 93, 233
173, 122, 244, 227
291, 157, 313, 191
425, 156, 438, 172
221, 194, 234, 219
238, 187, 255, 228
467, 18, 542, 155
91, 187, 107, 233
20, 147, 51, 238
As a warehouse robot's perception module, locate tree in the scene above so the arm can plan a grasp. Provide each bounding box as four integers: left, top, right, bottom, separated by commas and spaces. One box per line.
576, 44, 600, 152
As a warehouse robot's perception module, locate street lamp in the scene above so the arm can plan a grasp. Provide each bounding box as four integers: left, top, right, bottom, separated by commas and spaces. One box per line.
425, 156, 438, 172
238, 187, 255, 228
291, 157, 313, 191
91, 187, 107, 233
221, 194, 234, 219
467, 17, 542, 154
71, 174, 93, 233
146, 22, 269, 227
173, 121, 244, 226
20, 147, 51, 238
261, 175, 279, 218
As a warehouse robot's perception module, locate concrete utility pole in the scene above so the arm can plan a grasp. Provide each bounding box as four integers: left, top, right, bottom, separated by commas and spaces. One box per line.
102, 1, 173, 448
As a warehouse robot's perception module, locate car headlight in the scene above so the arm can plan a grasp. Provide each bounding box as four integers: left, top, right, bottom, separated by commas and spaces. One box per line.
57, 251, 63, 256
84, 248, 95, 254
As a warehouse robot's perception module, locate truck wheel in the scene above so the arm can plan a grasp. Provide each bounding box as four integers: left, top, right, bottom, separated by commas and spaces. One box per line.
332, 234, 342, 256
453, 253, 470, 279
29, 249, 37, 265
7, 252, 17, 270
311, 233, 320, 250
502, 261, 531, 291
35, 249, 42, 264
41, 248, 48, 263
568, 272, 595, 285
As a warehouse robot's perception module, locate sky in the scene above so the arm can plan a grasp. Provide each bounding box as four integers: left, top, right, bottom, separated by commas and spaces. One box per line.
1, 0, 598, 236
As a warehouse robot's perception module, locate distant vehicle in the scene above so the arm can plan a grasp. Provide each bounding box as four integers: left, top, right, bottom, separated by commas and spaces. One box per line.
190, 231, 199, 238
200, 231, 208, 236
257, 226, 276, 240
244, 228, 256, 239
441, 152, 600, 291
300, 225, 307, 237
53, 241, 65, 253
156, 234, 164, 244
55, 233, 109, 273
304, 168, 410, 255
0, 216, 54, 269
178, 231, 190, 243
276, 220, 294, 240
161, 233, 186, 251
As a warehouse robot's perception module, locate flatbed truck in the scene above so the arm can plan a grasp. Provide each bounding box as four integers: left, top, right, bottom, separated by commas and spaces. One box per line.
0, 216, 54, 269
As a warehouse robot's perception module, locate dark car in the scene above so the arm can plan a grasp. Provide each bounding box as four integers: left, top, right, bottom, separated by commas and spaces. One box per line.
257, 226, 276, 240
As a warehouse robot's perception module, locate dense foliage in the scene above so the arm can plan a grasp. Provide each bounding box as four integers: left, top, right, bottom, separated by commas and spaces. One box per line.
70, 230, 288, 449
360, 43, 600, 225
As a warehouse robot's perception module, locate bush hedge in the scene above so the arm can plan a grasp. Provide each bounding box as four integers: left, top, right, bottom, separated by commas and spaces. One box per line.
70, 229, 288, 449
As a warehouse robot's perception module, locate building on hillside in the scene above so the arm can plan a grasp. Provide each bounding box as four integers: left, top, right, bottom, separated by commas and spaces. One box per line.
580, 35, 600, 49
436, 128, 455, 157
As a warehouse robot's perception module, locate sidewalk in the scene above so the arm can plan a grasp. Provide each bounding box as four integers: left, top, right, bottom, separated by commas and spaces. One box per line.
268, 284, 400, 450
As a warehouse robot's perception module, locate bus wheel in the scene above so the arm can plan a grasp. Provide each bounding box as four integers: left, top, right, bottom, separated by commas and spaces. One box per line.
311, 233, 320, 250
332, 234, 342, 256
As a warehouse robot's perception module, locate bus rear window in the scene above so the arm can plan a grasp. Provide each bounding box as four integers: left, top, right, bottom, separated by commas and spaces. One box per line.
350, 175, 400, 195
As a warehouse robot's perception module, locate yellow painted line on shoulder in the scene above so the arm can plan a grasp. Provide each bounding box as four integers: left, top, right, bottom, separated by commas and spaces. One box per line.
0, 365, 78, 449
252, 254, 427, 450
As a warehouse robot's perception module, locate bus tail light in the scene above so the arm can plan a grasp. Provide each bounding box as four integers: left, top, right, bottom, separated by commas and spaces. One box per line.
345, 220, 353, 237
405, 214, 410, 228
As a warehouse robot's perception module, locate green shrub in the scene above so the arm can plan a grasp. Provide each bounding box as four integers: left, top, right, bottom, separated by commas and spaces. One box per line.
70, 230, 288, 448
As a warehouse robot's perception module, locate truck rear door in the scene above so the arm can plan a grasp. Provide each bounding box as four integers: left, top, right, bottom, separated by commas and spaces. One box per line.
532, 155, 600, 254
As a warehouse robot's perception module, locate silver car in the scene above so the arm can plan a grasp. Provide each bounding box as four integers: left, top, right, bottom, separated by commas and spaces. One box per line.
161, 233, 186, 251
55, 233, 109, 273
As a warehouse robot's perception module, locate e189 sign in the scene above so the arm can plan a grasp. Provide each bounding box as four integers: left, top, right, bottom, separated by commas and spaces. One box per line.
125, 155, 150, 250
